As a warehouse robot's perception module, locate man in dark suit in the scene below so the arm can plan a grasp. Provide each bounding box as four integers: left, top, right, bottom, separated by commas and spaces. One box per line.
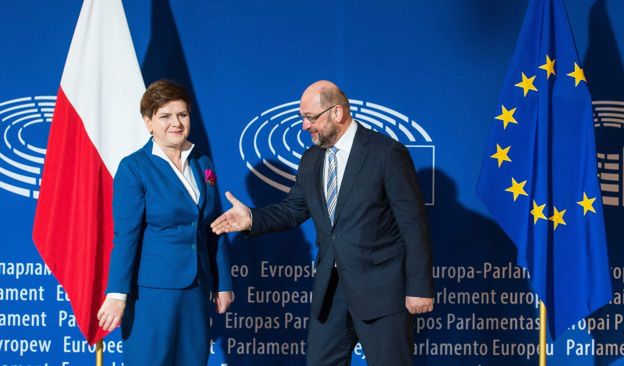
212, 80, 433, 365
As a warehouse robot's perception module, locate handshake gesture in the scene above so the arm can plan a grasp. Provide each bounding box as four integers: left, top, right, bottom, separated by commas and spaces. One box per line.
211, 192, 251, 234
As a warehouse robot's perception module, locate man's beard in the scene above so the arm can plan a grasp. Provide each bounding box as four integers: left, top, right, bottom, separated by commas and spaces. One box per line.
314, 118, 339, 149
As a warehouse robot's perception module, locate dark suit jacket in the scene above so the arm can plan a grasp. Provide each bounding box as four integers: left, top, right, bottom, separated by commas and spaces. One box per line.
106, 140, 232, 295
250, 124, 432, 321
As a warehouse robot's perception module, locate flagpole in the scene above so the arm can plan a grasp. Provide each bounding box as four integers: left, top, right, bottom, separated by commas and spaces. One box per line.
96, 340, 103, 366
539, 301, 547, 366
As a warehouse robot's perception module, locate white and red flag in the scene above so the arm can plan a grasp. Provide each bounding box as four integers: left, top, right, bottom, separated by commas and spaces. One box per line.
32, 0, 148, 344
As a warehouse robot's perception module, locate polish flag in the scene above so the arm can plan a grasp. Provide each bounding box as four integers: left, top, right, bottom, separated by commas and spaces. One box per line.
32, 0, 149, 344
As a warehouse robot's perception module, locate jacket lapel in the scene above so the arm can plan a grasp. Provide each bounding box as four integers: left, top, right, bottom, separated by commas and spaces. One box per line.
143, 140, 198, 207
332, 125, 369, 227
310, 148, 332, 229
189, 155, 207, 209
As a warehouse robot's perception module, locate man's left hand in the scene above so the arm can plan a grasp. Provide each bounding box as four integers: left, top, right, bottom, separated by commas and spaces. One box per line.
405, 296, 433, 314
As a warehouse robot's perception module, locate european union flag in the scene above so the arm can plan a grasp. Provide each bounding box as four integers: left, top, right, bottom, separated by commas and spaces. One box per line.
476, 0, 612, 338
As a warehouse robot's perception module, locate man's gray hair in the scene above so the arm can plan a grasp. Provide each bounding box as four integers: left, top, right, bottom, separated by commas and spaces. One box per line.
319, 87, 350, 113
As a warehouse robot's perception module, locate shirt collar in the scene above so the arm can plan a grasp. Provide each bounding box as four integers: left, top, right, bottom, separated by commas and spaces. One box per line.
332, 120, 358, 154
151, 139, 195, 165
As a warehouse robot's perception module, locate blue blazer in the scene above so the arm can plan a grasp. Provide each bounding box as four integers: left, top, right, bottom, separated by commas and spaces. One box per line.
106, 140, 232, 294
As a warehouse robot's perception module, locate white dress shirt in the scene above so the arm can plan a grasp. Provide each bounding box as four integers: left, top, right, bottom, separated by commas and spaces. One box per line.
151, 140, 200, 205
107, 140, 201, 301
324, 121, 358, 198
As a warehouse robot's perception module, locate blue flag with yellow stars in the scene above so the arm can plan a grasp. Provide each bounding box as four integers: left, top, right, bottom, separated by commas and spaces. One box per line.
476, 0, 612, 339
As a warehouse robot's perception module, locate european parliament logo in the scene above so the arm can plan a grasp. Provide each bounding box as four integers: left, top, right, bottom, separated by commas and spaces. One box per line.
239, 99, 436, 205
594, 100, 624, 207
0, 96, 55, 199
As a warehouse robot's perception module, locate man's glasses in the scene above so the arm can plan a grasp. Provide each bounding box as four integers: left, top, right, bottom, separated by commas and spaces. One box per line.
298, 105, 336, 124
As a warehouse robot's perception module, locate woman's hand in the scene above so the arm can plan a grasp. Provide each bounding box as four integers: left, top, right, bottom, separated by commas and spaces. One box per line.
215, 291, 234, 314
97, 297, 126, 331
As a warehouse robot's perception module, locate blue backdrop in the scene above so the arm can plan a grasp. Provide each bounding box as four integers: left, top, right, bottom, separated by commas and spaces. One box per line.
1, 0, 623, 365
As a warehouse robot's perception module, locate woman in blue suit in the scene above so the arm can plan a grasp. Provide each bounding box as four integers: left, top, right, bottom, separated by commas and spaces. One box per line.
97, 80, 233, 365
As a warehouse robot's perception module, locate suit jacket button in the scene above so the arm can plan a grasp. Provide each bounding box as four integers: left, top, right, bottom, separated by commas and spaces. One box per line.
191, 244, 196, 250
191, 221, 198, 227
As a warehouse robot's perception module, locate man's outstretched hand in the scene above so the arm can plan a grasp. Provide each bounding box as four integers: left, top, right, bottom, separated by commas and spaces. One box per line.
211, 192, 252, 234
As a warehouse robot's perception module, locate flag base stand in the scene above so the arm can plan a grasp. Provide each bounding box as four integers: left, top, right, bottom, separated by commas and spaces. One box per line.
540, 301, 546, 366
96, 340, 103, 366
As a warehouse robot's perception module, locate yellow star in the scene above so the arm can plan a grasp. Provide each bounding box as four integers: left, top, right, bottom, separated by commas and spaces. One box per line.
530, 201, 547, 224
567, 63, 587, 86
495, 105, 518, 129
515, 72, 538, 97
577, 192, 597, 215
505, 177, 528, 202
539, 55, 556, 79
549, 207, 567, 230
490, 144, 512, 168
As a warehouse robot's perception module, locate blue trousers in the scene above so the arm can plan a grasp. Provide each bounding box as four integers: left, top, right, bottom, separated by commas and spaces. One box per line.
306, 269, 413, 366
